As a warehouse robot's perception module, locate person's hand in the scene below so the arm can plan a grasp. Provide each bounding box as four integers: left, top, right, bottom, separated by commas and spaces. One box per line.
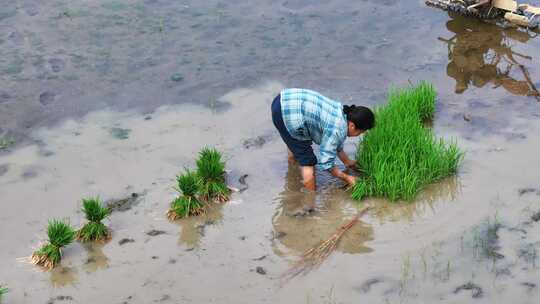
343, 174, 357, 186
344, 159, 357, 168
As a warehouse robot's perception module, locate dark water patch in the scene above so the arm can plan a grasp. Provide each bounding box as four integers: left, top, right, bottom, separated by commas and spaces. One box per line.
0, 91, 12, 103
243, 135, 272, 149
532, 211, 540, 222
518, 187, 537, 196
39, 91, 56, 106
24, 3, 39, 16
107, 192, 141, 212
0, 164, 8, 176
170, 73, 183, 82
521, 282, 536, 291
517, 243, 538, 267
48, 58, 65, 73
110, 127, 131, 140
146, 229, 166, 236
7, 31, 24, 45
255, 266, 266, 275
504, 132, 527, 141
358, 278, 383, 293
0, 6, 17, 21
21, 169, 38, 180
361, 0, 398, 6
46, 295, 74, 304
118, 238, 135, 245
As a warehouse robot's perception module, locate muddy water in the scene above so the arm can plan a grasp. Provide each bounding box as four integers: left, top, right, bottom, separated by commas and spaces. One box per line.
2, 0, 540, 303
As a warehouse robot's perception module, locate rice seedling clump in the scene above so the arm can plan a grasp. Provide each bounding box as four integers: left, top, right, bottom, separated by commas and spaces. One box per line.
31, 220, 75, 269
196, 147, 230, 202
167, 169, 206, 220
352, 82, 462, 201
0, 285, 7, 300
76, 198, 111, 242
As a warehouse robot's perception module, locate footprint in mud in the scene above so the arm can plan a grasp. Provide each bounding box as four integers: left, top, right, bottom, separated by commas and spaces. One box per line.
454, 282, 483, 298
146, 229, 166, 236
46, 295, 74, 304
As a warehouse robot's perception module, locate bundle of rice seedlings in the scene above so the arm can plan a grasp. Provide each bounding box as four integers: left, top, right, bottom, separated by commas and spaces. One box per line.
167, 169, 206, 220
76, 198, 111, 242
196, 147, 230, 202
352, 82, 462, 201
0, 285, 7, 300
31, 220, 75, 269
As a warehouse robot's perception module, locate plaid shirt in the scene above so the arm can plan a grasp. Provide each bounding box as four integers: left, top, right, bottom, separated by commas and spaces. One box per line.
280, 88, 348, 170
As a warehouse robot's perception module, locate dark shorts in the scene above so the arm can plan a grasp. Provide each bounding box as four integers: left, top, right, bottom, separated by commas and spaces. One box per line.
271, 94, 318, 167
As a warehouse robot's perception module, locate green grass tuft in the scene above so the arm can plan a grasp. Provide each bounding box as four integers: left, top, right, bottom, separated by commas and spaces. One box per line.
167, 170, 205, 220
77, 198, 111, 242
352, 82, 462, 201
196, 147, 230, 202
32, 220, 75, 269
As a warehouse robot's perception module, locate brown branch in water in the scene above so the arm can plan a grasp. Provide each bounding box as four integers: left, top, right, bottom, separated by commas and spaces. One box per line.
280, 206, 371, 284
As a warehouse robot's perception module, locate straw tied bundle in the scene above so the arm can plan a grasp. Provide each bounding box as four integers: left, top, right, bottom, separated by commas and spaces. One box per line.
281, 206, 371, 282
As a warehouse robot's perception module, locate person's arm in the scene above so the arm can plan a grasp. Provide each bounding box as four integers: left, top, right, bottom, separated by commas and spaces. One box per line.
330, 166, 356, 186
319, 132, 356, 187
337, 150, 356, 168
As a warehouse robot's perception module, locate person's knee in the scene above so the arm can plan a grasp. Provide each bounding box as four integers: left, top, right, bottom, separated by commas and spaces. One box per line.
301, 166, 316, 190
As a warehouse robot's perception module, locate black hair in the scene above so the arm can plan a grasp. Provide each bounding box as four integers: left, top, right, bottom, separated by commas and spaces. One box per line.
343, 105, 375, 131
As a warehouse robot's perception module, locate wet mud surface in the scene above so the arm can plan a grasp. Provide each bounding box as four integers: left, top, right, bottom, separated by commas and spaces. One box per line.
2, 0, 540, 303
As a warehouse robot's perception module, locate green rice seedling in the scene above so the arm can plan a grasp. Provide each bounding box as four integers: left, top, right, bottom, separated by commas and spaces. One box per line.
196, 147, 230, 202
31, 220, 75, 270
352, 82, 462, 201
0, 285, 7, 300
167, 169, 205, 220
76, 198, 111, 242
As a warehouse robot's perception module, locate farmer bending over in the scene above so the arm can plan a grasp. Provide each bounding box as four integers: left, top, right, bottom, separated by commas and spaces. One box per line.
271, 88, 375, 191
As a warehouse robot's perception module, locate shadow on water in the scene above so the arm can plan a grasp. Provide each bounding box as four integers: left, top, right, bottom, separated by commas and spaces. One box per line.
271, 162, 374, 257
440, 12, 540, 100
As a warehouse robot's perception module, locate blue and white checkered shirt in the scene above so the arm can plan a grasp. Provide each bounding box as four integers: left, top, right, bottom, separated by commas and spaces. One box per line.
280, 88, 348, 170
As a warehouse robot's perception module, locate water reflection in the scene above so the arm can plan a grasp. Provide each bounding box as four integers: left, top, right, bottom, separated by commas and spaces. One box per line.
368, 176, 461, 223
173, 203, 224, 248
440, 13, 540, 100
49, 266, 77, 287
271, 162, 374, 257
82, 243, 109, 273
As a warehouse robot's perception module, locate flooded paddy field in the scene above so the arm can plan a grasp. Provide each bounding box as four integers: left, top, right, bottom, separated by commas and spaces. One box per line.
1, 0, 540, 303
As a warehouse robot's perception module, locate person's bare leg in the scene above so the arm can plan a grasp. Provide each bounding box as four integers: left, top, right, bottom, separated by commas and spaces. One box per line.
287, 148, 297, 164
300, 166, 316, 191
